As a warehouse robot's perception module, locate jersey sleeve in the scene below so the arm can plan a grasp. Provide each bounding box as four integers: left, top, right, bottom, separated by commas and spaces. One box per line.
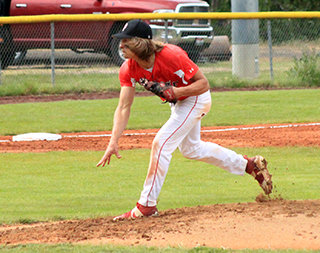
178, 49, 199, 82
119, 60, 136, 87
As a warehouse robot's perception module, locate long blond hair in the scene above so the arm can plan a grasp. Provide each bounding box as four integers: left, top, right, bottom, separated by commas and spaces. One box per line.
127, 37, 165, 61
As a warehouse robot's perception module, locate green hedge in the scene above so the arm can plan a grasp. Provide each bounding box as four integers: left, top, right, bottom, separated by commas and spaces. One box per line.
207, 0, 320, 44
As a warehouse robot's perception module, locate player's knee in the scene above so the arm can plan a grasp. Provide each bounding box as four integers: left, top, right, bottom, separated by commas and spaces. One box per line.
151, 137, 162, 151
179, 146, 199, 160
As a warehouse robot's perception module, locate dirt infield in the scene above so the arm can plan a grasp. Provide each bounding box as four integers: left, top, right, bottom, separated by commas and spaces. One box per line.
1, 123, 320, 153
0, 93, 320, 250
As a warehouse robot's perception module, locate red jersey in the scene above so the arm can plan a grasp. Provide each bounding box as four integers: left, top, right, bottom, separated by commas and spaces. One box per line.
119, 44, 199, 100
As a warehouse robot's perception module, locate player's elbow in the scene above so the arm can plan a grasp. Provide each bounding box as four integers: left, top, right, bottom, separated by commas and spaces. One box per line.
204, 79, 210, 90
200, 78, 210, 93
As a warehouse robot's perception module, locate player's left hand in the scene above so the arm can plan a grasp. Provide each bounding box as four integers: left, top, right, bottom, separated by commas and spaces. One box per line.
138, 78, 178, 103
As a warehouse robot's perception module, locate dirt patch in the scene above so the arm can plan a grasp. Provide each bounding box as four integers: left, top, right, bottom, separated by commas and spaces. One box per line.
2, 87, 316, 105
0, 199, 319, 249
0, 92, 319, 250
0, 91, 147, 104
1, 123, 319, 153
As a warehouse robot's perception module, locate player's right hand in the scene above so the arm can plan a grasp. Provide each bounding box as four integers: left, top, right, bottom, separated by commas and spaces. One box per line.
96, 145, 121, 167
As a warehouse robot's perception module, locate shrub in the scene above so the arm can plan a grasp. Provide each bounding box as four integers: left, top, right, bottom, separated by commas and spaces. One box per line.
287, 48, 320, 87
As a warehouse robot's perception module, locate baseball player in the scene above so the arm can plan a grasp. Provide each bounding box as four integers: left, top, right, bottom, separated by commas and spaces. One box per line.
96, 19, 273, 220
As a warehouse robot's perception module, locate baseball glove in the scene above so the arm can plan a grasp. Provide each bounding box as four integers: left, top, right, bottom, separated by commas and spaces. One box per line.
138, 78, 178, 103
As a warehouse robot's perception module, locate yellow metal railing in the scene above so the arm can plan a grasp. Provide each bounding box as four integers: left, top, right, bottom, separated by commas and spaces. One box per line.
0, 11, 319, 24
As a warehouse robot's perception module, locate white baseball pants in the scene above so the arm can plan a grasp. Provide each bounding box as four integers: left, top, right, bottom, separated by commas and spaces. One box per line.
138, 90, 248, 207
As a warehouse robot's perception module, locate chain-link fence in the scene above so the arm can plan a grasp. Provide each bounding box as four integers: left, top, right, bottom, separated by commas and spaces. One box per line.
0, 13, 319, 96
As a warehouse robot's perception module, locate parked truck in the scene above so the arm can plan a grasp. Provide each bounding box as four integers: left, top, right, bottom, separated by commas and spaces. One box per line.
0, 0, 215, 68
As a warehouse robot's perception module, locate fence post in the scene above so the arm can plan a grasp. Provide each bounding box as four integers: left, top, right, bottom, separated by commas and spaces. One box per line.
0, 58, 2, 85
267, 20, 274, 82
164, 20, 168, 43
231, 0, 260, 79
50, 22, 55, 87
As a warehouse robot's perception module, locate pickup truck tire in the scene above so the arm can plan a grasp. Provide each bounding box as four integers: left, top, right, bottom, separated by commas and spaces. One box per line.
200, 36, 232, 62
0, 48, 15, 69
0, 25, 15, 69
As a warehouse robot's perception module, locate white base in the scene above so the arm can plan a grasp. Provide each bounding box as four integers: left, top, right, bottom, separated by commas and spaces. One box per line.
12, 133, 62, 142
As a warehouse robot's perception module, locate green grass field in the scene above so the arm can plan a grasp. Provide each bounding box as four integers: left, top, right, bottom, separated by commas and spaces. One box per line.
1, 89, 319, 135
0, 89, 319, 252
1, 244, 318, 253
0, 244, 318, 253
0, 147, 319, 225
1, 51, 319, 96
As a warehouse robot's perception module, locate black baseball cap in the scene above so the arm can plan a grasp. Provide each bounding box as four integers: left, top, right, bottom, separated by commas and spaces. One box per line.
113, 19, 152, 39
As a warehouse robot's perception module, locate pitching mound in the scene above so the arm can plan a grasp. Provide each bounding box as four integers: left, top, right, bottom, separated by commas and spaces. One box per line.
0, 199, 319, 249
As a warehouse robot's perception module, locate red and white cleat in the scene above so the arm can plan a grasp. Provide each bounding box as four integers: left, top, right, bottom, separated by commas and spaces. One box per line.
113, 202, 159, 221
244, 155, 273, 195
